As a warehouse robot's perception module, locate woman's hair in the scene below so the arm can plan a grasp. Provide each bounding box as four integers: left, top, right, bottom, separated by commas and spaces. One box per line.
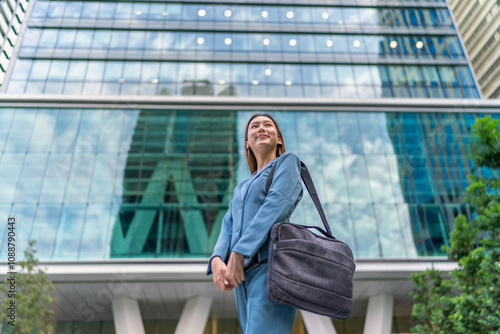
244, 113, 286, 174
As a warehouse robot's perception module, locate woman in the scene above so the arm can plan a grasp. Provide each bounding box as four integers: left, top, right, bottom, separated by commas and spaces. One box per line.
207, 113, 304, 333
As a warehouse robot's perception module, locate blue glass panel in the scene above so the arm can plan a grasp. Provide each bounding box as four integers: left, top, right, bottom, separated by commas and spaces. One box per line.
0, 204, 36, 260
0, 154, 24, 203
115, 2, 133, 19
342, 8, 360, 25
109, 30, 127, 50
347, 35, 366, 54
133, 3, 150, 20
149, 3, 168, 20
29, 204, 61, 258
375, 204, 408, 257
38, 29, 58, 48
102, 62, 123, 83
438, 66, 458, 85
27, 110, 57, 154
318, 65, 337, 84
46, 61, 69, 81
99, 2, 117, 19
80, 204, 118, 259
165, 3, 182, 20
21, 29, 41, 51
351, 204, 380, 257
337, 112, 363, 155
47, 1, 66, 18
64, 2, 83, 19
31, 1, 49, 18
331, 35, 349, 55
128, 31, 146, 50
9, 59, 32, 82
52, 205, 86, 259
456, 67, 475, 87
50, 110, 81, 153
73, 30, 94, 49
327, 204, 356, 252
81, 2, 99, 19
89, 31, 108, 51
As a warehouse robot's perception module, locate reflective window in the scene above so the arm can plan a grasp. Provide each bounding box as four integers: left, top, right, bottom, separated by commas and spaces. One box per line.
30, 1, 456, 31
20, 27, 467, 62
1, 108, 498, 260
7, 59, 479, 99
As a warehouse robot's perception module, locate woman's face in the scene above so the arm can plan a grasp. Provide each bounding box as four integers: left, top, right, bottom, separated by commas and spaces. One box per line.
245, 116, 282, 154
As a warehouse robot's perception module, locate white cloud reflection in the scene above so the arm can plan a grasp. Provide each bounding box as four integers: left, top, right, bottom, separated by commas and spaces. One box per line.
0, 109, 418, 259
0, 109, 138, 259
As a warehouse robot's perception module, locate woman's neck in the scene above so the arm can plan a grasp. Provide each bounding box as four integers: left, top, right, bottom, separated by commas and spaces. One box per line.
255, 151, 277, 173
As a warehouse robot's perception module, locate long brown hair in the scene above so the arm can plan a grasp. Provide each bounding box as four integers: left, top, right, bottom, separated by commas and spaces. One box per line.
244, 113, 286, 174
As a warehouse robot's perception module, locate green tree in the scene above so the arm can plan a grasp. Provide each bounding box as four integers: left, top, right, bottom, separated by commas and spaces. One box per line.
1, 240, 56, 333
410, 116, 500, 333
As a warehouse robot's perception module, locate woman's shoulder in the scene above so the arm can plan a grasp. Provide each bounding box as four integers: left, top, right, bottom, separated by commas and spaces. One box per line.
277, 152, 301, 165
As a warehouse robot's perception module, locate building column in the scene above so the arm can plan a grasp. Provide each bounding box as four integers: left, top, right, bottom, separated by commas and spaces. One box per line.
174, 296, 212, 334
300, 310, 337, 334
363, 294, 394, 334
112, 297, 145, 334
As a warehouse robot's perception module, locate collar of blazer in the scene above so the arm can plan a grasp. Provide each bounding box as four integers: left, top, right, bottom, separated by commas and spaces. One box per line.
241, 154, 284, 203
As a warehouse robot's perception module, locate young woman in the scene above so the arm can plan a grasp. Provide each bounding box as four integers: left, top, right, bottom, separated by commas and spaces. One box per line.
207, 113, 304, 333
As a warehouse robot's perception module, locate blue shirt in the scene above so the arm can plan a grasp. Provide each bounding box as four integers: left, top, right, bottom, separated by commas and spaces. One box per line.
207, 152, 304, 275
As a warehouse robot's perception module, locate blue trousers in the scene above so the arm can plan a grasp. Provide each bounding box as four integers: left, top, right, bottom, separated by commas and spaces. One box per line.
235, 262, 296, 334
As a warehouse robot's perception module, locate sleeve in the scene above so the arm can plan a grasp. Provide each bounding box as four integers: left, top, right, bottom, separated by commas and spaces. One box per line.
232, 152, 303, 259
206, 189, 235, 276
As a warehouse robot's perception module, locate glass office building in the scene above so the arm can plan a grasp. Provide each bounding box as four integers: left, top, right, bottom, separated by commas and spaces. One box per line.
0, 0, 499, 333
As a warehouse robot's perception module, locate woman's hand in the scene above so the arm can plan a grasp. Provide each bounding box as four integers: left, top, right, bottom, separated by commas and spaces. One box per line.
225, 251, 245, 287
211, 257, 235, 291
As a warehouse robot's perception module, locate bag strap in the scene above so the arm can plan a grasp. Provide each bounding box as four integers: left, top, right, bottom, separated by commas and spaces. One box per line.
265, 156, 333, 237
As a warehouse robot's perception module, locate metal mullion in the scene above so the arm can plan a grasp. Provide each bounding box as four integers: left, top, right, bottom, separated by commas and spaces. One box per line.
29, 19, 460, 37
18, 55, 470, 69
1, 96, 499, 113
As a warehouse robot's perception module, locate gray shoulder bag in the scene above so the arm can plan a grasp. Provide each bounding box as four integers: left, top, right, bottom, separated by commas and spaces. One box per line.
264, 158, 356, 320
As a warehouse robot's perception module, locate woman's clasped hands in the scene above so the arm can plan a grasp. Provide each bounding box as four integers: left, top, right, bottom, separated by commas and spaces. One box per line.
211, 251, 245, 291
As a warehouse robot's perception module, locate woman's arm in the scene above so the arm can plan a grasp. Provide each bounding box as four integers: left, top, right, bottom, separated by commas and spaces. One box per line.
231, 152, 303, 259
208, 189, 239, 291
207, 188, 236, 275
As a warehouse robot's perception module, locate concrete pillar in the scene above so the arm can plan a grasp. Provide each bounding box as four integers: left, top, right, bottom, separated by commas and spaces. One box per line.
174, 296, 212, 334
301, 310, 337, 334
363, 294, 394, 334
112, 297, 145, 334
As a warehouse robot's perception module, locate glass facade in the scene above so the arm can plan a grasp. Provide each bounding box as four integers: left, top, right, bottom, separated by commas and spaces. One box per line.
6, 59, 478, 98
0, 0, 492, 262
3, 0, 480, 98
1, 108, 498, 260
29, 1, 453, 28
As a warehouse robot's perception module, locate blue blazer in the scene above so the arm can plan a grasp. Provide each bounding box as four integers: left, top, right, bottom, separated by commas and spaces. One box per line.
207, 152, 304, 275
